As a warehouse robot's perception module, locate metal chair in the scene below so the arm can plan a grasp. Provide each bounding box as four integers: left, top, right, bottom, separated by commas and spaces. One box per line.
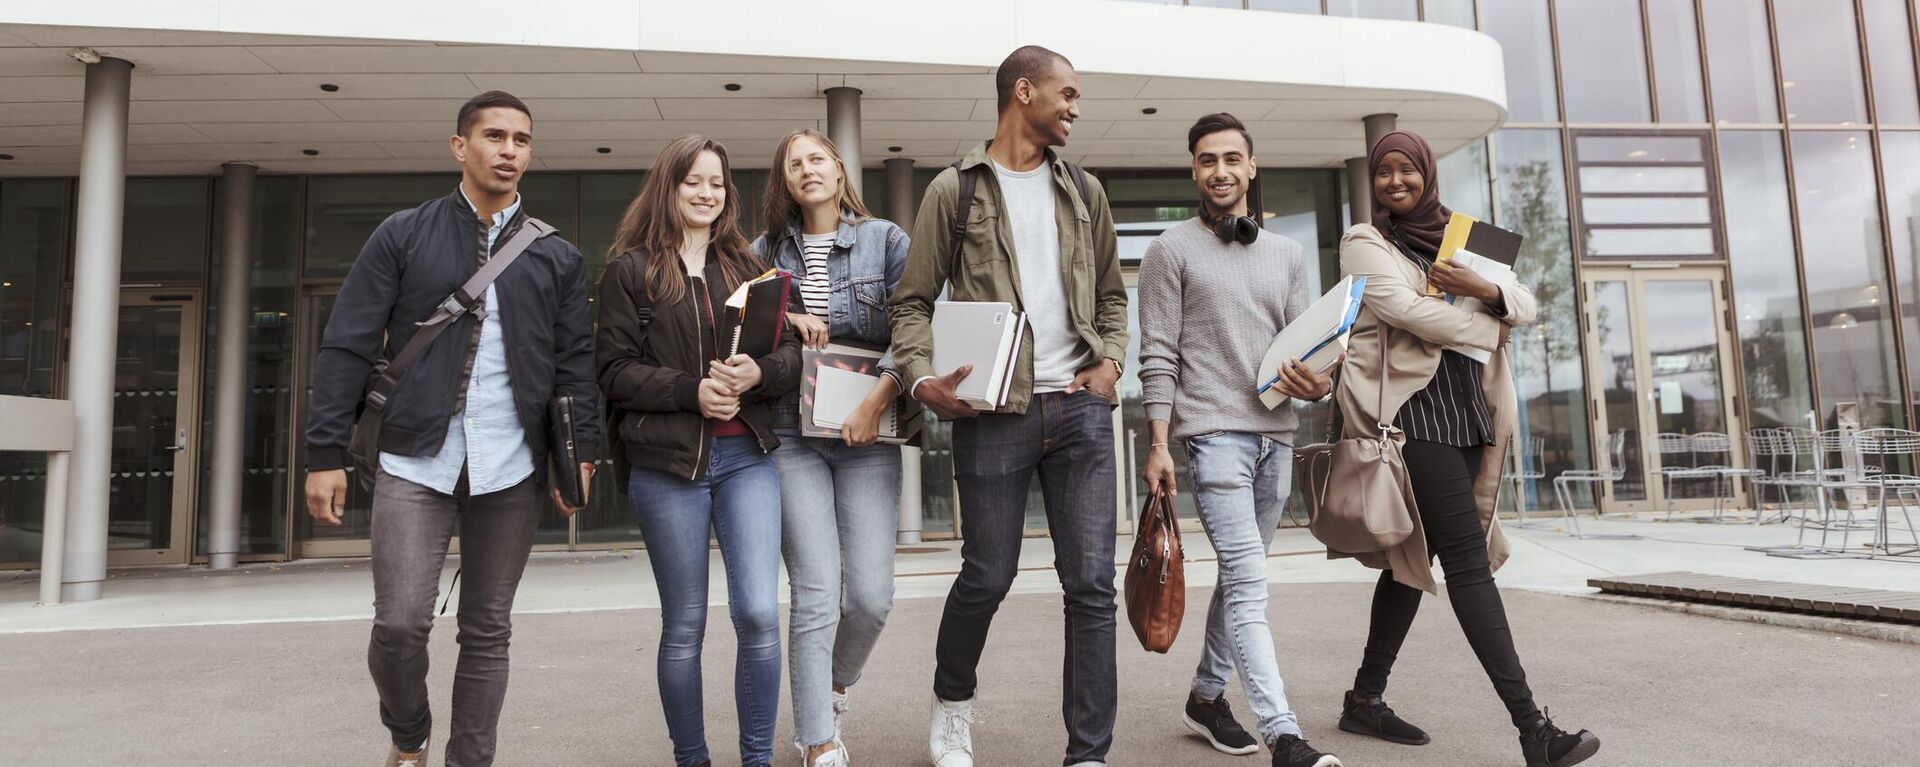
1846, 428, 1920, 559
1553, 429, 1640, 540
1657, 432, 1723, 520
1504, 435, 1546, 528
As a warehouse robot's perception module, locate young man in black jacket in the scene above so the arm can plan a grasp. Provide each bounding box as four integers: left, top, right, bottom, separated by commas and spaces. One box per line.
303, 91, 599, 767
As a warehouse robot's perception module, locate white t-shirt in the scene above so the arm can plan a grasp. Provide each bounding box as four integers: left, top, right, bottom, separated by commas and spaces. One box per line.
992, 159, 1092, 391
798, 231, 834, 319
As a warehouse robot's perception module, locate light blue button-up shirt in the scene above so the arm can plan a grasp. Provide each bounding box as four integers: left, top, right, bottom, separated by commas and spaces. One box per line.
379, 187, 535, 496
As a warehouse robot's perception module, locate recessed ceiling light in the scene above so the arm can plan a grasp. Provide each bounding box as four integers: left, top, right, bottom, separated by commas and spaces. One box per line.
1141, 107, 1158, 115
0, 153, 13, 161
319, 83, 339, 93
302, 148, 320, 156
888, 145, 903, 153
596, 147, 611, 154
724, 83, 742, 92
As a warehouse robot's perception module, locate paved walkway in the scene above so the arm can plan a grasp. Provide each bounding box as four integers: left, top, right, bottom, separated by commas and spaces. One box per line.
5, 513, 1920, 764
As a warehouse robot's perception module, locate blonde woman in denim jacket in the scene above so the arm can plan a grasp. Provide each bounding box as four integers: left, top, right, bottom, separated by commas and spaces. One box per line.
750, 129, 910, 767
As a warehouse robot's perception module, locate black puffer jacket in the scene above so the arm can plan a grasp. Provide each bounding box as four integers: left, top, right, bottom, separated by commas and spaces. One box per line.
595, 246, 801, 480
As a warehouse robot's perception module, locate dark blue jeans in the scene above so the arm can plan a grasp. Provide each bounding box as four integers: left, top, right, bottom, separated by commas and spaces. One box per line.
933, 390, 1119, 765
629, 436, 783, 767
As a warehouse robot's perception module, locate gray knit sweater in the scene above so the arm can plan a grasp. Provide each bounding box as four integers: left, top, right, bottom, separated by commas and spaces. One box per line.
1136, 218, 1312, 443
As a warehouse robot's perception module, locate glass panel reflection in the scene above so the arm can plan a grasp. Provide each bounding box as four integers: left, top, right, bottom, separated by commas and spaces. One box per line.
1863, 0, 1920, 124
1591, 281, 1647, 501
1880, 133, 1920, 424
111, 303, 187, 551
1578, 165, 1709, 194
1791, 131, 1903, 428
1716, 131, 1813, 427
1773, 0, 1869, 124
0, 179, 67, 566
1581, 197, 1713, 225
1482, 0, 1561, 122
305, 175, 459, 277
1492, 129, 1592, 501
1326, 0, 1418, 21
1702, 0, 1781, 123
1576, 135, 1704, 163
1647, 0, 1709, 122
1585, 227, 1716, 256
1555, 0, 1653, 123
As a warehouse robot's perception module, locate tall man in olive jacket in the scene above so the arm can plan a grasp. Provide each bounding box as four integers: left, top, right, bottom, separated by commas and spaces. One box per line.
890, 46, 1129, 767
303, 91, 599, 767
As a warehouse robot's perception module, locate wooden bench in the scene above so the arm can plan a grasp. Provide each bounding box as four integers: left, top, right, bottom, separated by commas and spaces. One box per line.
1587, 571, 1920, 625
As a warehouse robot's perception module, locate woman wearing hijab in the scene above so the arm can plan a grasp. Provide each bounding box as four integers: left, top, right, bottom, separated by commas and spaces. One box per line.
1329, 130, 1601, 767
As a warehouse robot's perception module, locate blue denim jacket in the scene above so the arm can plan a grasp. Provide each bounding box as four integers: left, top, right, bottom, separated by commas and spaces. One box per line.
751, 214, 910, 429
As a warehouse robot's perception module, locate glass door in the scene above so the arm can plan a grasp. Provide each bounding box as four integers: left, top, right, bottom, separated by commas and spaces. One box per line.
1580, 266, 1745, 513
291, 284, 376, 557
104, 288, 203, 565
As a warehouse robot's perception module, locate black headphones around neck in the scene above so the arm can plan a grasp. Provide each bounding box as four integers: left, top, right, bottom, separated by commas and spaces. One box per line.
1210, 212, 1261, 246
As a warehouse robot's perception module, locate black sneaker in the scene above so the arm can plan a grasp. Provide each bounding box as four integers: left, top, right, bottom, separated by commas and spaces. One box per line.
1183, 693, 1260, 755
1520, 709, 1600, 767
1270, 734, 1342, 767
1337, 690, 1431, 746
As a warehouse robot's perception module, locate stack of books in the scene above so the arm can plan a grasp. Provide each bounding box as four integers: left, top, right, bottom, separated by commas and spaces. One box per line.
1432, 213, 1523, 363
1255, 275, 1367, 410
933, 300, 1028, 411
799, 340, 923, 445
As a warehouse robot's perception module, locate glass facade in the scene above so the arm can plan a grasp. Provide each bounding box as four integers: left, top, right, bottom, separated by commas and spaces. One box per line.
10, 0, 1920, 565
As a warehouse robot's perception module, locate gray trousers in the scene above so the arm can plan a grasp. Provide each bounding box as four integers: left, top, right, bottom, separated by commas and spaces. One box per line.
368, 470, 541, 767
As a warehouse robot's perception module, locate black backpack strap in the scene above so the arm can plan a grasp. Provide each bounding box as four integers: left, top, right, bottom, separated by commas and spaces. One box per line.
1064, 161, 1091, 212
949, 160, 977, 263
366, 216, 556, 412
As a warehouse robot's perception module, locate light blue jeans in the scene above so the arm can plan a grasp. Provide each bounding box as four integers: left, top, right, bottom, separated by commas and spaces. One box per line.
771, 430, 902, 748
1185, 431, 1303, 744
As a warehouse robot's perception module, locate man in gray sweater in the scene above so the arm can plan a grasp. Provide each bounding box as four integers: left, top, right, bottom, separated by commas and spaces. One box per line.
1137, 113, 1339, 767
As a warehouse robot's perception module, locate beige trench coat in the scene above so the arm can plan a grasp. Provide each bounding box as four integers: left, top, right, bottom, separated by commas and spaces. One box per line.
1329, 224, 1539, 594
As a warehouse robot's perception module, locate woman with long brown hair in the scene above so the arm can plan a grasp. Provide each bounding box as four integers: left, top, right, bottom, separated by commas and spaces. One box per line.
595, 134, 801, 767
751, 129, 910, 767
1330, 129, 1599, 767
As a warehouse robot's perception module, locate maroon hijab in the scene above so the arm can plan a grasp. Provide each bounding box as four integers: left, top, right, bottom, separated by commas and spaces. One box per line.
1368, 130, 1451, 258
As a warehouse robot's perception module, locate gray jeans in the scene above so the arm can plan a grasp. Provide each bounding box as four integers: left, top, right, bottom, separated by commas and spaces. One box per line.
368, 470, 541, 767
772, 431, 902, 748
1185, 431, 1302, 743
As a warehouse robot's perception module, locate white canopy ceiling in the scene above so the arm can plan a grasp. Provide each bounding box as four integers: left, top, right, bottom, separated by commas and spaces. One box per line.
0, 0, 1509, 176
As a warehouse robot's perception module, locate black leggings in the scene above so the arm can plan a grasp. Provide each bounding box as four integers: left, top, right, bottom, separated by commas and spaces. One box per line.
1352, 439, 1542, 730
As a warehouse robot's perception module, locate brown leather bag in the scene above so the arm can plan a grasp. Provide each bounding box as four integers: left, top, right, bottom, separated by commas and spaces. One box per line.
1124, 487, 1185, 653
1294, 326, 1417, 554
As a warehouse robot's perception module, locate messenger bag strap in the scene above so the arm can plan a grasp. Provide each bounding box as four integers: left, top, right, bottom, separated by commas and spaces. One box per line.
365, 216, 555, 413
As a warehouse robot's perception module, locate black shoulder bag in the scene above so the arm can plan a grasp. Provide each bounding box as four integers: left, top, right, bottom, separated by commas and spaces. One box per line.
346, 217, 556, 493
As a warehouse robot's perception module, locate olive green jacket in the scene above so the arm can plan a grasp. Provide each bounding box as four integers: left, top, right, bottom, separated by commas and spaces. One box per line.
887, 141, 1130, 414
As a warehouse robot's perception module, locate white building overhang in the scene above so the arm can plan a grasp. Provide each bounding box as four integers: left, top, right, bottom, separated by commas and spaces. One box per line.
0, 0, 1508, 176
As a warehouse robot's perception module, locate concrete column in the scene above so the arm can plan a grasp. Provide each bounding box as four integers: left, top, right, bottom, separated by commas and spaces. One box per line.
826, 87, 864, 198
884, 157, 923, 545
207, 162, 256, 570
1347, 113, 1399, 227
1347, 157, 1371, 228
64, 56, 132, 602
1363, 112, 1398, 155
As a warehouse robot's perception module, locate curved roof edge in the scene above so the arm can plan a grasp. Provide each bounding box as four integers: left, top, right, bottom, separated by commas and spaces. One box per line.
7, 0, 1507, 116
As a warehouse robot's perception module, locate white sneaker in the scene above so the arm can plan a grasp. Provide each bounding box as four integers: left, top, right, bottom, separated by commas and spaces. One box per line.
928, 695, 974, 767
832, 687, 851, 749
798, 740, 851, 767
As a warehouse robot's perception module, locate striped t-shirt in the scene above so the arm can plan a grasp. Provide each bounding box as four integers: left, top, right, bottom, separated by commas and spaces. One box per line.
1389, 233, 1496, 447
798, 232, 834, 318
